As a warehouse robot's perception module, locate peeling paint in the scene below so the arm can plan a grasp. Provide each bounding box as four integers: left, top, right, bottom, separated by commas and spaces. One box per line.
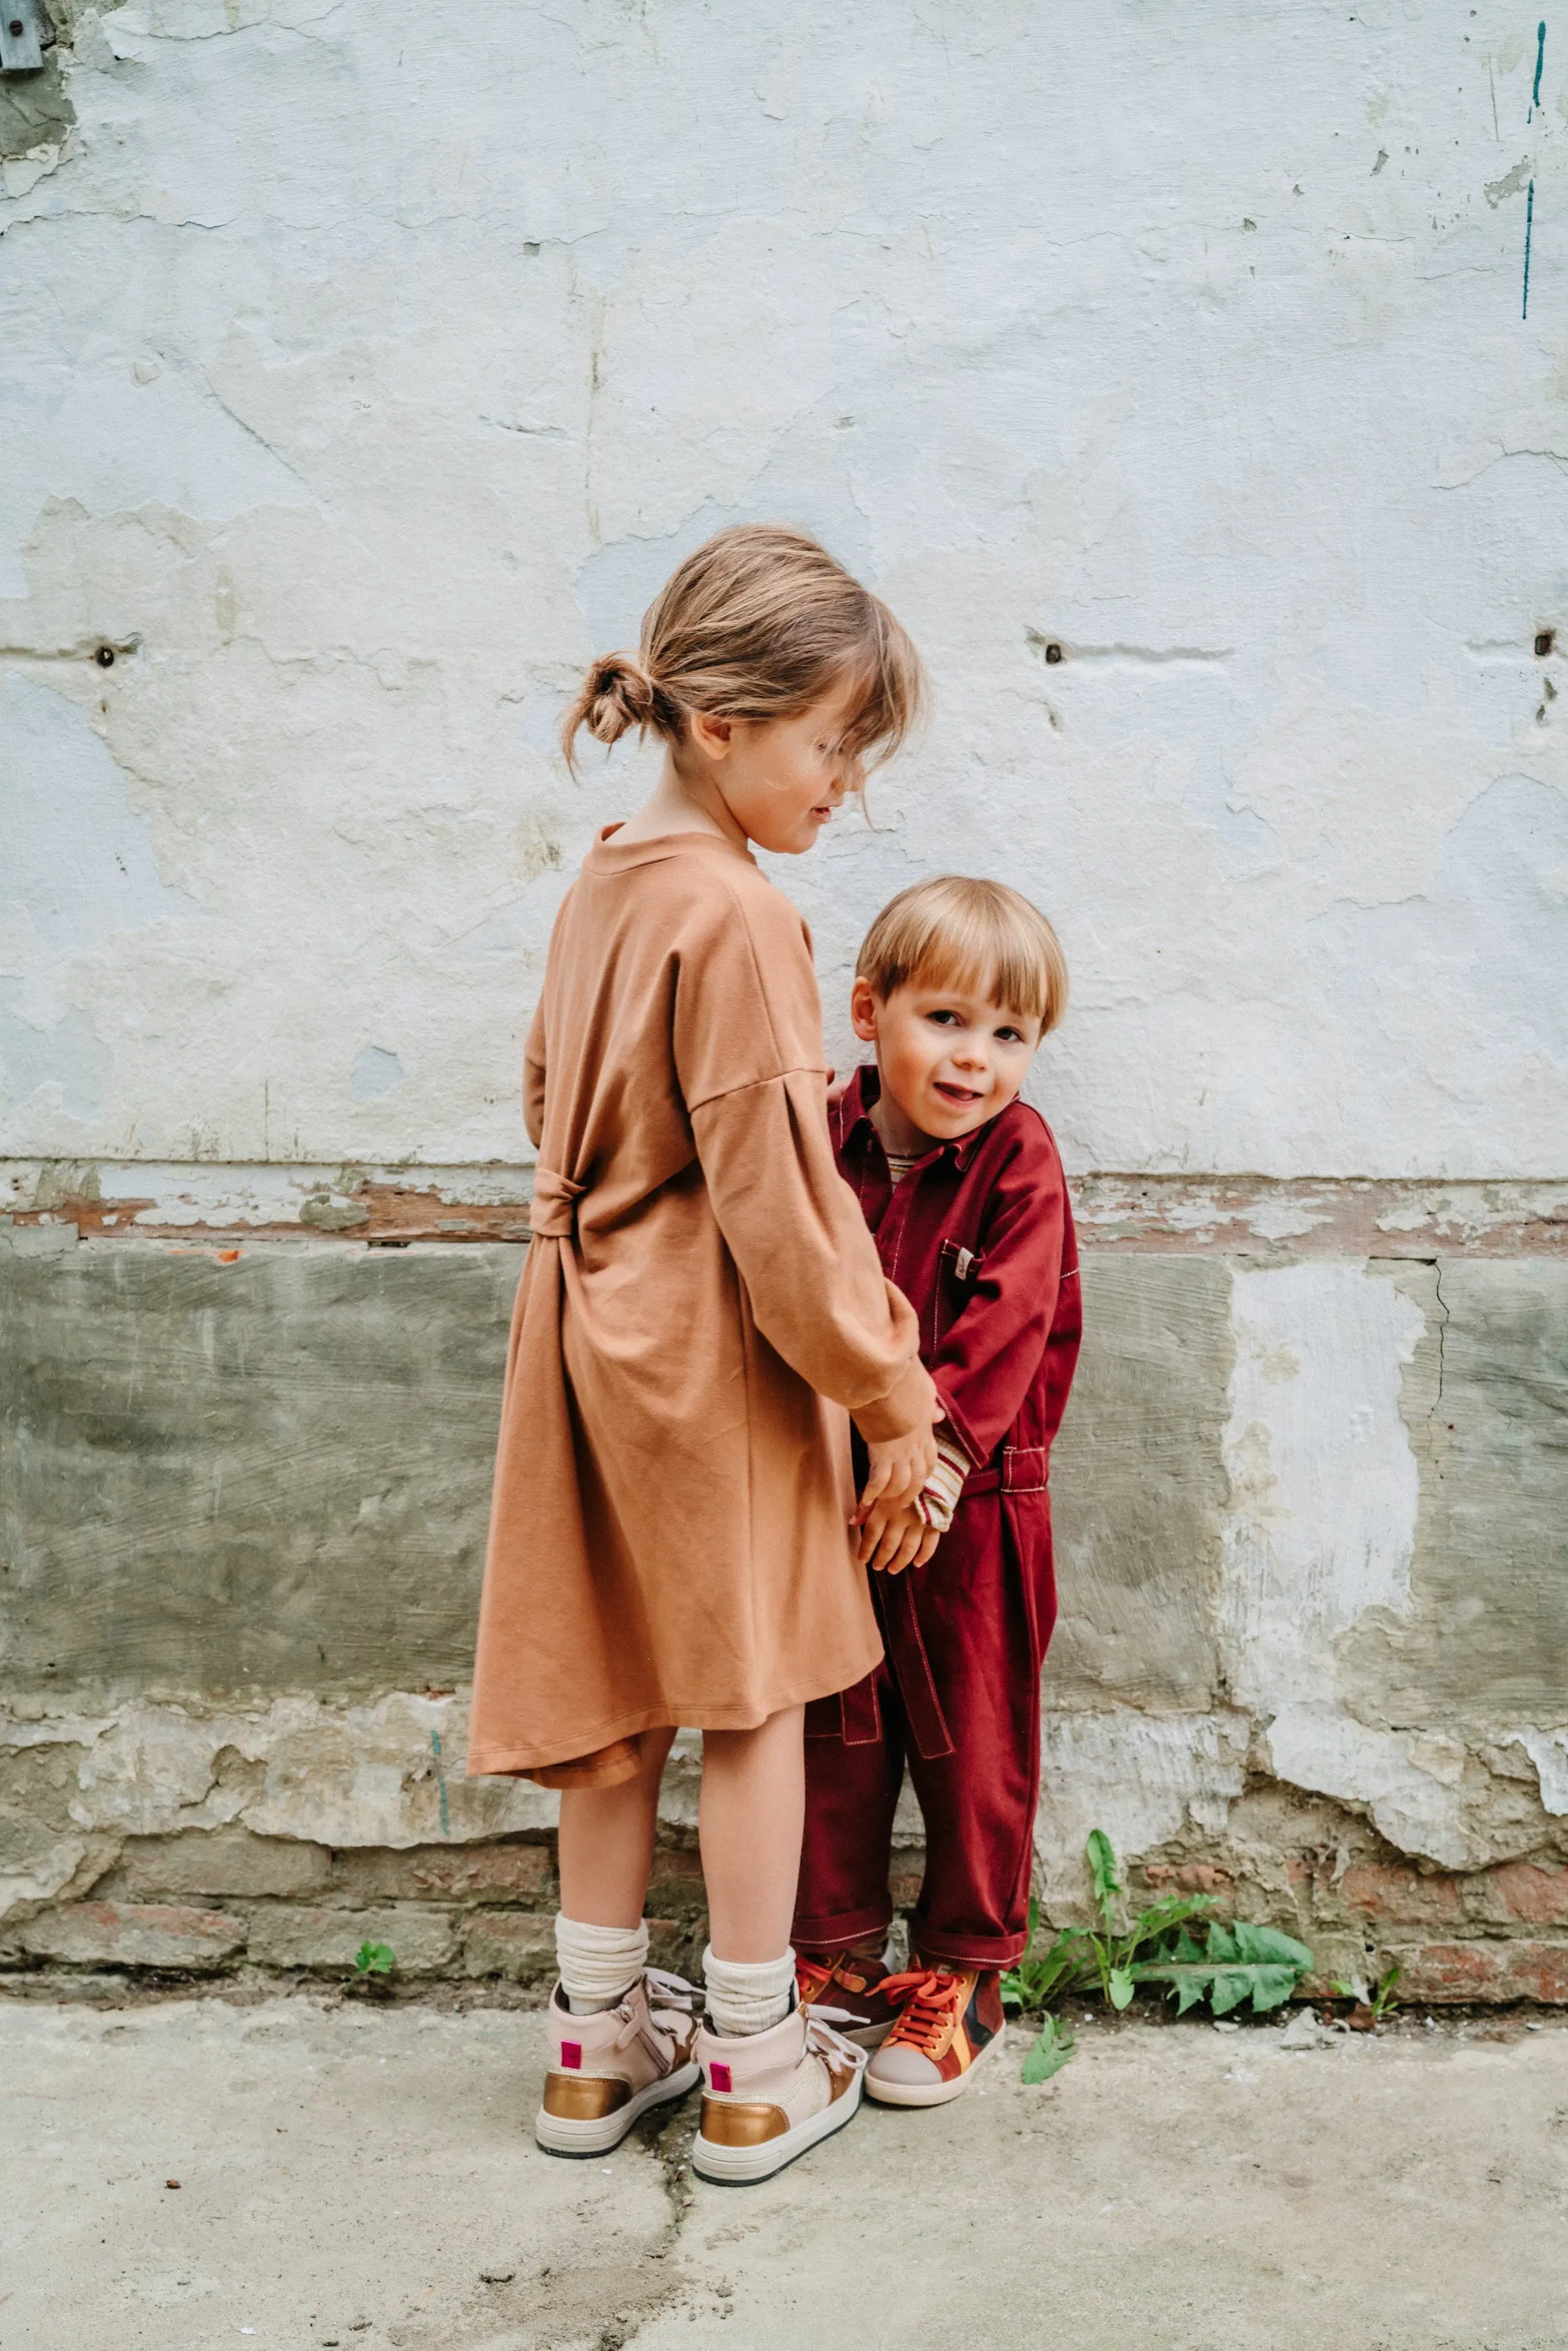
0, 2, 1565, 1173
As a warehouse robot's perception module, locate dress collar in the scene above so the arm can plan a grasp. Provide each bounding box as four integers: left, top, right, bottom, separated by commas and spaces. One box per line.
583, 822, 757, 872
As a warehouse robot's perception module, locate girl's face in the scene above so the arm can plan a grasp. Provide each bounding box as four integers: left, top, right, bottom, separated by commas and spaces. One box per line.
687, 678, 865, 856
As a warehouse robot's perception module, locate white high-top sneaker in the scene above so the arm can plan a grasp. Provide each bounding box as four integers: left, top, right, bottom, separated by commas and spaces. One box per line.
535, 1967, 701, 2156
691, 2002, 867, 2184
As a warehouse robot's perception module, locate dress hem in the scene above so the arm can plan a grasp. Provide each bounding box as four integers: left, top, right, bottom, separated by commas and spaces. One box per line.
465, 1652, 885, 1780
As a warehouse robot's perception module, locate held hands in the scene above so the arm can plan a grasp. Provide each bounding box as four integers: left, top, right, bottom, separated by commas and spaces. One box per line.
854, 1418, 938, 1517
854, 1499, 939, 1577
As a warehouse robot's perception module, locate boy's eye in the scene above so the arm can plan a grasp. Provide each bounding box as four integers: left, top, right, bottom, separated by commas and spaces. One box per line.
926, 1009, 960, 1027
996, 1026, 1024, 1044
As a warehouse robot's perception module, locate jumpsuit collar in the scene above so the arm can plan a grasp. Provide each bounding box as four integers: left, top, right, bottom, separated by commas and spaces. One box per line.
840, 1063, 996, 1175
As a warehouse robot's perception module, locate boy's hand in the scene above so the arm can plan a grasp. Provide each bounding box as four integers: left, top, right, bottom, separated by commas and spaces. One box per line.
855, 1500, 939, 1576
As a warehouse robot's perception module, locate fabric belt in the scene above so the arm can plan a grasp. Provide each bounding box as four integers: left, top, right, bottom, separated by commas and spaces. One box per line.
529, 1166, 586, 1238
958, 1446, 1048, 1498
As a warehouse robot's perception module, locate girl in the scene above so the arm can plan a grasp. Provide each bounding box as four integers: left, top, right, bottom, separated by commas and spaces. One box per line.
468, 525, 939, 2184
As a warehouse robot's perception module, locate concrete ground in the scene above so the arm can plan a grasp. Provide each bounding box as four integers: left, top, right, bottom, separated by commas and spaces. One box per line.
3, 1992, 1566, 2351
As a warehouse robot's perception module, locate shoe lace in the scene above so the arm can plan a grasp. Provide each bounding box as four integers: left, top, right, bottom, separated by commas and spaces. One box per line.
794, 1953, 838, 2005
802, 2007, 870, 2078
614, 1965, 698, 2051
879, 1969, 964, 2058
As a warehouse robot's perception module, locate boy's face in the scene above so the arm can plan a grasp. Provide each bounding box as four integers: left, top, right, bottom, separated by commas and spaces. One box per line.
850, 974, 1043, 1146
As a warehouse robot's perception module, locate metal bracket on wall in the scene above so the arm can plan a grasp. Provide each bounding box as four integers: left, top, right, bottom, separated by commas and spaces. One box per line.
0, 0, 54, 74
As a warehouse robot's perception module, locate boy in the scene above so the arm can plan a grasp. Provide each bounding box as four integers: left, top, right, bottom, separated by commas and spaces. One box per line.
794, 875, 1081, 2107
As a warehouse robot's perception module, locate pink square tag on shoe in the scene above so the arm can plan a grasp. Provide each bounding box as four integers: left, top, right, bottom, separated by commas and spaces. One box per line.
561, 2040, 583, 2070
708, 2061, 732, 2093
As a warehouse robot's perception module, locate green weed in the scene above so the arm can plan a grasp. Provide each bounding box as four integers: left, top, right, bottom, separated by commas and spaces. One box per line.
1001, 1830, 1315, 2076
353, 1940, 396, 1977
1332, 1960, 1402, 2022
1019, 2011, 1076, 2084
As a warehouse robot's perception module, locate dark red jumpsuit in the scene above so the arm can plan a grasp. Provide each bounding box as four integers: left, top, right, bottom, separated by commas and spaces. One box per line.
793, 1066, 1081, 1970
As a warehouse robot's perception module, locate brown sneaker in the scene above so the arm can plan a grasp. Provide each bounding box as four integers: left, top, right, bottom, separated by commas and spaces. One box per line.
864, 1965, 1005, 2108
535, 1968, 700, 2157
692, 2003, 867, 2183
795, 1944, 903, 2049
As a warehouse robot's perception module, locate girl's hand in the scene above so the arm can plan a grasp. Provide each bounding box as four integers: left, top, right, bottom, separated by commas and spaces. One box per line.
855, 1423, 938, 1516
856, 1503, 939, 1576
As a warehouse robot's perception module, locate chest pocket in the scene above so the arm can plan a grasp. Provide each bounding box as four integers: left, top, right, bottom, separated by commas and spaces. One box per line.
931, 1238, 983, 1348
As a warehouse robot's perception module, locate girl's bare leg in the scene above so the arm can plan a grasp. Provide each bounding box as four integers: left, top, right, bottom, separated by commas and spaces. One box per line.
699, 1706, 806, 1961
556, 1728, 676, 1929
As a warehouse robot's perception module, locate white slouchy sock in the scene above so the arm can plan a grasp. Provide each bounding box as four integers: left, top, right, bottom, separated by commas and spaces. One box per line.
703, 1945, 796, 2038
555, 1914, 648, 2014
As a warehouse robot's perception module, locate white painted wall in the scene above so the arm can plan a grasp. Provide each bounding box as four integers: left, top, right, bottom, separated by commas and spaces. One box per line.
3, 0, 1567, 1177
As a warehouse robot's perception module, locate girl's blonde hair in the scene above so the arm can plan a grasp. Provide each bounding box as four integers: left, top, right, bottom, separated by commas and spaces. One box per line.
856, 876, 1069, 1033
561, 522, 924, 775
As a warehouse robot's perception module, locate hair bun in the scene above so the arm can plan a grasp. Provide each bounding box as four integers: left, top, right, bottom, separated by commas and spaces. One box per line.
584, 652, 657, 746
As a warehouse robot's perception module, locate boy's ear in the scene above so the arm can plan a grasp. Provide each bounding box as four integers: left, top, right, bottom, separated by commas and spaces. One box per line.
849, 977, 881, 1043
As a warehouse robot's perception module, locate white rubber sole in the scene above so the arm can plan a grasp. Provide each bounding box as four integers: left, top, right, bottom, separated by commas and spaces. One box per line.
864, 2019, 1006, 2108
691, 2071, 864, 2184
535, 2060, 701, 2157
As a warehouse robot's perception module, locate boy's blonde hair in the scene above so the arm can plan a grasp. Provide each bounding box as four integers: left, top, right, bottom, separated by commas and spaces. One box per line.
561, 522, 925, 775
856, 876, 1069, 1033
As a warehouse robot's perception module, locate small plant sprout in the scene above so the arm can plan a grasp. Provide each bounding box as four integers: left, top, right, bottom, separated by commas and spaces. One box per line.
1001, 1831, 1315, 2077
354, 1940, 396, 1977
1333, 1960, 1402, 2025
1019, 2011, 1076, 2084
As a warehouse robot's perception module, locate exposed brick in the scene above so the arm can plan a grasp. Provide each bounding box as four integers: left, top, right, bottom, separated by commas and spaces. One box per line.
1393, 1940, 1568, 2003
332, 1841, 553, 1905
1484, 1863, 1568, 1930
19, 1901, 243, 1971
645, 1918, 693, 1972
1145, 1862, 1235, 1896
1340, 1862, 1464, 1929
111, 1829, 330, 1902
246, 1904, 457, 1975
646, 1848, 705, 1917
461, 1910, 557, 1981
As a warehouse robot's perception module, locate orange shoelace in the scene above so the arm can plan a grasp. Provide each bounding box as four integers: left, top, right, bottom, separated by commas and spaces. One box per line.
879, 1968, 966, 2057
794, 1954, 838, 2005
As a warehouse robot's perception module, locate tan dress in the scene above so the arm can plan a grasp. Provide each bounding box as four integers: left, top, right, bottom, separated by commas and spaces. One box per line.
466, 826, 924, 1784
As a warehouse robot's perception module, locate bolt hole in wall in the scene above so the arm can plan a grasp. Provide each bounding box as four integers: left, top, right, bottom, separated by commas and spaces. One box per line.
1535, 630, 1555, 657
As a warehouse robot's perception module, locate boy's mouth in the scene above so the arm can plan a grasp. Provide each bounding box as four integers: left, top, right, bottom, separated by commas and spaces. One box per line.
933, 1080, 985, 1107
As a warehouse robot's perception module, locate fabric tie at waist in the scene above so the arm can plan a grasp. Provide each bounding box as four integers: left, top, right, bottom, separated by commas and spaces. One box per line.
530, 1167, 586, 1238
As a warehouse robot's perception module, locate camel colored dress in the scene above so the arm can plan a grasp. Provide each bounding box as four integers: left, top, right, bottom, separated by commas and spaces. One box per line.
466, 825, 923, 1785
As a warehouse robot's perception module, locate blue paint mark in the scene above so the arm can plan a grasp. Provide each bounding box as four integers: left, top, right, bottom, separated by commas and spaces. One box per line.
431, 1727, 451, 1837
1534, 20, 1547, 110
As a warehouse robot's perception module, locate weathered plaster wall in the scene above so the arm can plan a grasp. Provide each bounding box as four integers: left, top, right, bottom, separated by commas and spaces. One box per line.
3, 2, 1566, 1998
4, 1226, 1567, 1998
3, 0, 1568, 1173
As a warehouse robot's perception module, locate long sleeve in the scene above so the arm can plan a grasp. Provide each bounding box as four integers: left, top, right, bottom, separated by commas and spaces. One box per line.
927, 1134, 1068, 1469
672, 873, 928, 1419
691, 1069, 928, 1414
522, 997, 546, 1149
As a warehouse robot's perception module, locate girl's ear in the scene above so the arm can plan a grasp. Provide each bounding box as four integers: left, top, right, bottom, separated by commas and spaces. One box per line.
849, 977, 881, 1043
687, 709, 734, 759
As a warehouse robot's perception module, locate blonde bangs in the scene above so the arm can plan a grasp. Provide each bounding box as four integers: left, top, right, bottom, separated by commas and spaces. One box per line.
855, 876, 1069, 1033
